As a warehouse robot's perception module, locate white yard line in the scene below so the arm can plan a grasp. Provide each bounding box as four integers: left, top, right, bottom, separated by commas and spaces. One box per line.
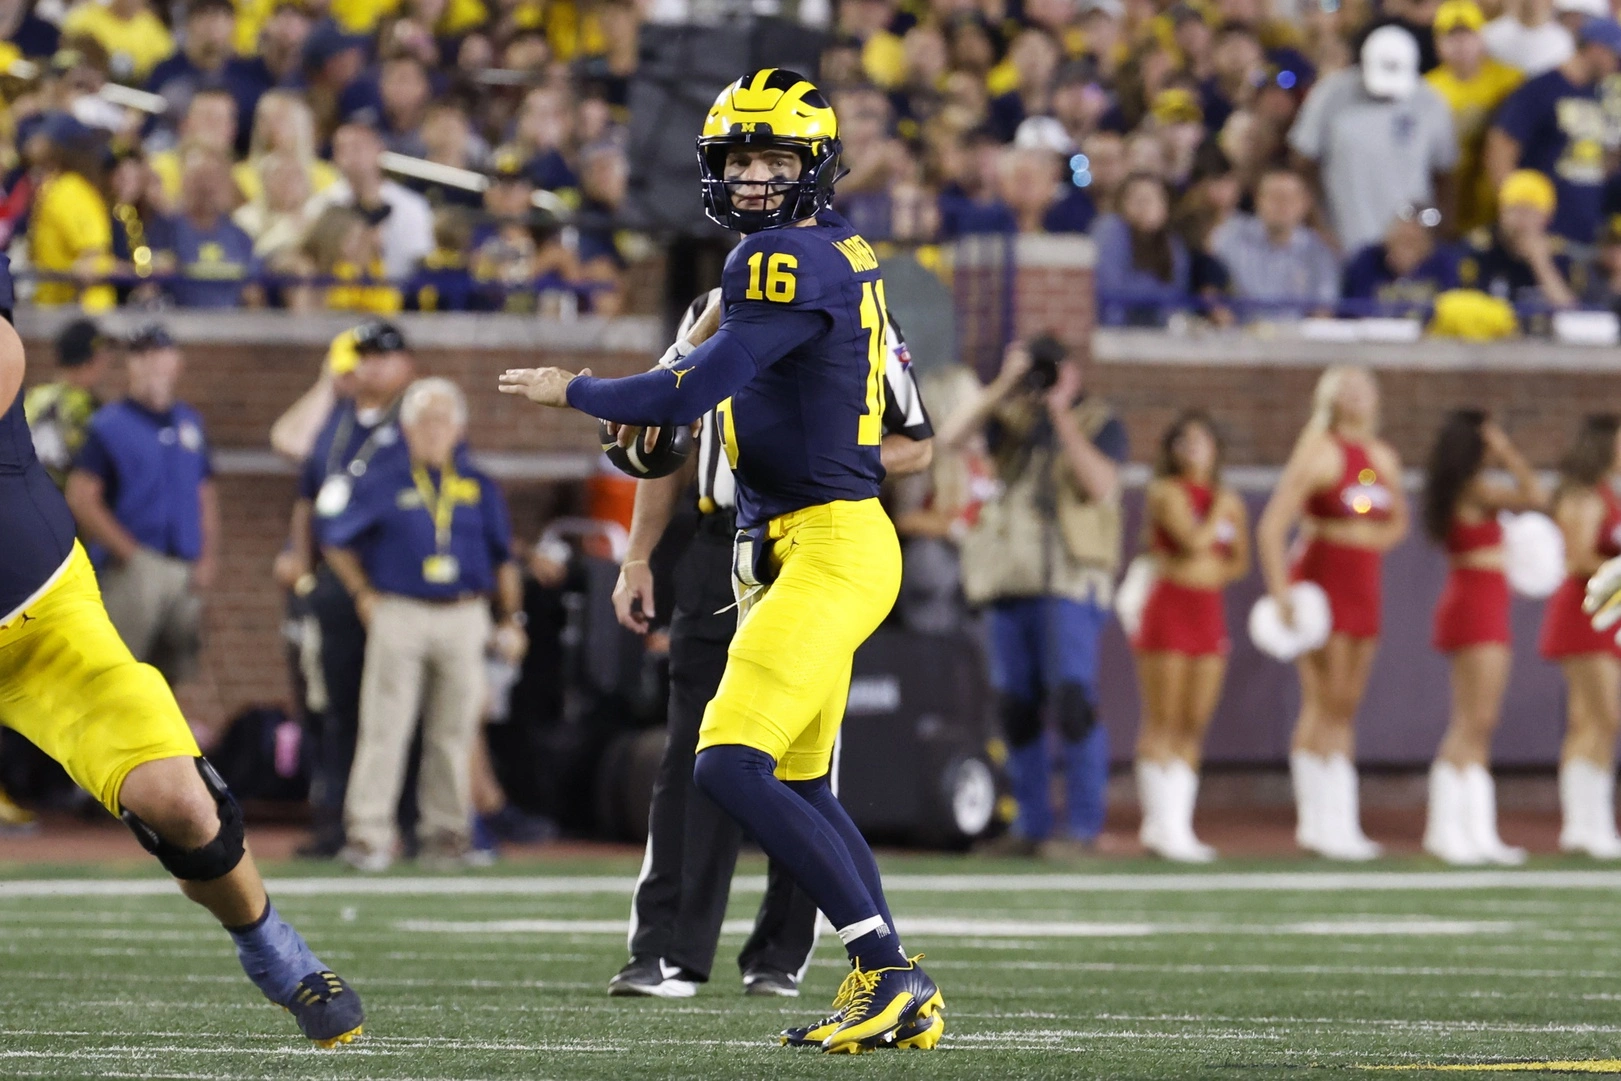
8, 868, 1621, 899
393, 916, 1518, 938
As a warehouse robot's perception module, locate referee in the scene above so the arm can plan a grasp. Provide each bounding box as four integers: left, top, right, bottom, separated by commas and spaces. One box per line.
607, 289, 934, 998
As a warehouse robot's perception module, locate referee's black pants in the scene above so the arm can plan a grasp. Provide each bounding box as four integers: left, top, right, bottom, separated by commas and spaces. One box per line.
627, 515, 823, 983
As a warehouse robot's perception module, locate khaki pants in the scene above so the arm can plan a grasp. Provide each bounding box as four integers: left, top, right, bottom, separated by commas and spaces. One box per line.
98, 548, 203, 686
344, 594, 490, 854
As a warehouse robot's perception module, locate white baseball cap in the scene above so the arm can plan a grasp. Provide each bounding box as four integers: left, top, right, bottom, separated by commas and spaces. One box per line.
1361, 25, 1420, 100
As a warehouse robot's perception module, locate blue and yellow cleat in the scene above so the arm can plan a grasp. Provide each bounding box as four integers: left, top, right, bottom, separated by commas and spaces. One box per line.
283, 970, 365, 1048
820, 956, 944, 1055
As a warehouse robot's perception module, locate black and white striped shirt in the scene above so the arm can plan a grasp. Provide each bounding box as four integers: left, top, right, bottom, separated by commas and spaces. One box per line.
673, 288, 933, 514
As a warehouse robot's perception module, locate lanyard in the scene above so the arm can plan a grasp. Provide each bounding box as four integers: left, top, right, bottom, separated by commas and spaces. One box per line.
326, 401, 399, 480
412, 463, 459, 553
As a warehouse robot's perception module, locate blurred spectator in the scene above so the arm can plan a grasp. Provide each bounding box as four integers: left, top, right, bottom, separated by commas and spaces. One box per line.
574, 141, 626, 314
995, 144, 1090, 234
1145, 86, 1208, 188
1484, 0, 1573, 74
988, 29, 1062, 142
507, 87, 579, 195
244, 1, 314, 89
1358, 0, 1445, 73
2, 0, 61, 59
1078, 130, 1127, 215
293, 204, 403, 313
1204, 22, 1267, 133
150, 89, 239, 205
160, 148, 262, 309
321, 377, 525, 872
23, 317, 111, 489
145, 0, 265, 145
472, 211, 579, 314
480, 148, 536, 232
1342, 205, 1461, 314
66, 325, 217, 688
1091, 172, 1193, 326
1211, 167, 1338, 320
353, 55, 434, 156
411, 103, 487, 208
108, 148, 170, 294
310, 121, 434, 281
234, 150, 317, 264
1427, 0, 1525, 233
1457, 168, 1578, 308
1551, 0, 1609, 44
1485, 16, 1621, 246
937, 128, 1016, 236
60, 0, 173, 84
302, 21, 371, 143
1049, 62, 1111, 147
1582, 216, 1621, 312
406, 207, 477, 311
1289, 25, 1457, 251
236, 90, 342, 205
28, 115, 116, 310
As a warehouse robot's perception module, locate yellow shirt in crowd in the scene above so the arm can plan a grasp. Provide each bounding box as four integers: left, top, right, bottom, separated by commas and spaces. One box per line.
61, 0, 174, 82
28, 171, 116, 311
1426, 58, 1523, 231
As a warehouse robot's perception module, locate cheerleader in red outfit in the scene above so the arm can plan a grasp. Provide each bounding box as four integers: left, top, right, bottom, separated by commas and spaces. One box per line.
1421, 413, 1543, 865
1258, 366, 1408, 861
1540, 415, 1621, 858
1133, 412, 1250, 863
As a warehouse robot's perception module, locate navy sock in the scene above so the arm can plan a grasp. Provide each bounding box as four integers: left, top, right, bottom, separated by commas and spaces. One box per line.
846, 924, 908, 971
784, 776, 895, 934
227, 901, 324, 1005
693, 745, 884, 941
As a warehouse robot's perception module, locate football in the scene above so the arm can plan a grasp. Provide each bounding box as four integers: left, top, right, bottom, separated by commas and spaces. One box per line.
599, 420, 695, 479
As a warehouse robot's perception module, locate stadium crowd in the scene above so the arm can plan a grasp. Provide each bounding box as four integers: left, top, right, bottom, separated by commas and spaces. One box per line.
3, 0, 1621, 327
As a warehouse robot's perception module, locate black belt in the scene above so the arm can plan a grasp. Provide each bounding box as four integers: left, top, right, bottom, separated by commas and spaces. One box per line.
696, 507, 737, 537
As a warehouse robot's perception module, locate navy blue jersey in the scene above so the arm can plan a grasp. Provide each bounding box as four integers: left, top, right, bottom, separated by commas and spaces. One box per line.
1492, 70, 1607, 244
0, 392, 78, 622
717, 212, 890, 527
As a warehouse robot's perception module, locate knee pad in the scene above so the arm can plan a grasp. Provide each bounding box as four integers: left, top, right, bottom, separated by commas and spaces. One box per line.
121, 757, 246, 882
998, 694, 1043, 748
1053, 682, 1097, 743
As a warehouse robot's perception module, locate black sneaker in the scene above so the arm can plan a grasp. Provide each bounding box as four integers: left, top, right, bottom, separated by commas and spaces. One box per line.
742, 969, 799, 998
608, 957, 698, 998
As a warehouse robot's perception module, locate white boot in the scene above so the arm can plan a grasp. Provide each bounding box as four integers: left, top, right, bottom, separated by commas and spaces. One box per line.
1136, 759, 1166, 853
1423, 762, 1483, 866
1159, 759, 1216, 863
1460, 764, 1525, 866
1291, 751, 1326, 854
1559, 759, 1590, 854
1318, 755, 1382, 862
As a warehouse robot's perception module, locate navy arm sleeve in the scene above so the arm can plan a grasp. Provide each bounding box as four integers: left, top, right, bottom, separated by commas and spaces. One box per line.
565, 304, 828, 426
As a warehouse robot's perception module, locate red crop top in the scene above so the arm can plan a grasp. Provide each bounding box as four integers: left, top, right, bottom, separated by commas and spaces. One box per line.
1305, 438, 1394, 522
1152, 480, 1233, 557
1446, 514, 1503, 555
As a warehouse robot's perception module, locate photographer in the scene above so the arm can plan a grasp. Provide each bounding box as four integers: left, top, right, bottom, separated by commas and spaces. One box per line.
940, 338, 1128, 857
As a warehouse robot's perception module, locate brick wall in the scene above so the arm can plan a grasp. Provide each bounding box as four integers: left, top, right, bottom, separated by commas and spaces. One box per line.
17, 245, 1619, 730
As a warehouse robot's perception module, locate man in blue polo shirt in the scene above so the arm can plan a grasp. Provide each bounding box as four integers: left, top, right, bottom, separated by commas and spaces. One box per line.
284, 319, 415, 858
319, 378, 526, 872
65, 324, 217, 686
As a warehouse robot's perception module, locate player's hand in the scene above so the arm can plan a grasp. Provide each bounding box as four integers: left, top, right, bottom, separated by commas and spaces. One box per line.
612, 559, 655, 634
1585, 556, 1621, 634
498, 367, 590, 407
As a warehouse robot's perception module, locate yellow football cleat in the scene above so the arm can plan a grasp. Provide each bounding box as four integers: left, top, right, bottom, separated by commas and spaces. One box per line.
820, 956, 944, 1055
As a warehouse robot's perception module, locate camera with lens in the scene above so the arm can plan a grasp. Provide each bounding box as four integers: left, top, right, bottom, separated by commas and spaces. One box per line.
1024, 334, 1067, 391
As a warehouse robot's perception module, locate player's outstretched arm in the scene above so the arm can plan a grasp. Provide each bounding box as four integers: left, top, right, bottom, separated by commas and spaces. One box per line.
498, 305, 825, 427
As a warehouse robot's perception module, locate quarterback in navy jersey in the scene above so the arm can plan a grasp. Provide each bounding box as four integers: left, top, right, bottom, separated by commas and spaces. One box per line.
501, 69, 944, 1053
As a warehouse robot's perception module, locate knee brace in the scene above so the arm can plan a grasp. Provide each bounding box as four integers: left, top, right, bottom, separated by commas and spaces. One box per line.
998, 694, 1043, 749
121, 757, 246, 882
1053, 682, 1097, 743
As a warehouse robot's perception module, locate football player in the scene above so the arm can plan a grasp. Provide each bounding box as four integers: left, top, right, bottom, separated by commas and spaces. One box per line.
0, 254, 364, 1047
500, 69, 944, 1053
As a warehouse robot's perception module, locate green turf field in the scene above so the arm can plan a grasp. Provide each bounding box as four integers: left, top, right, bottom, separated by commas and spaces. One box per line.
6, 854, 1621, 1079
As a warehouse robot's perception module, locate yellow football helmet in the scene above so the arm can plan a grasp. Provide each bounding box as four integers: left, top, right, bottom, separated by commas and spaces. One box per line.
697, 69, 843, 233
